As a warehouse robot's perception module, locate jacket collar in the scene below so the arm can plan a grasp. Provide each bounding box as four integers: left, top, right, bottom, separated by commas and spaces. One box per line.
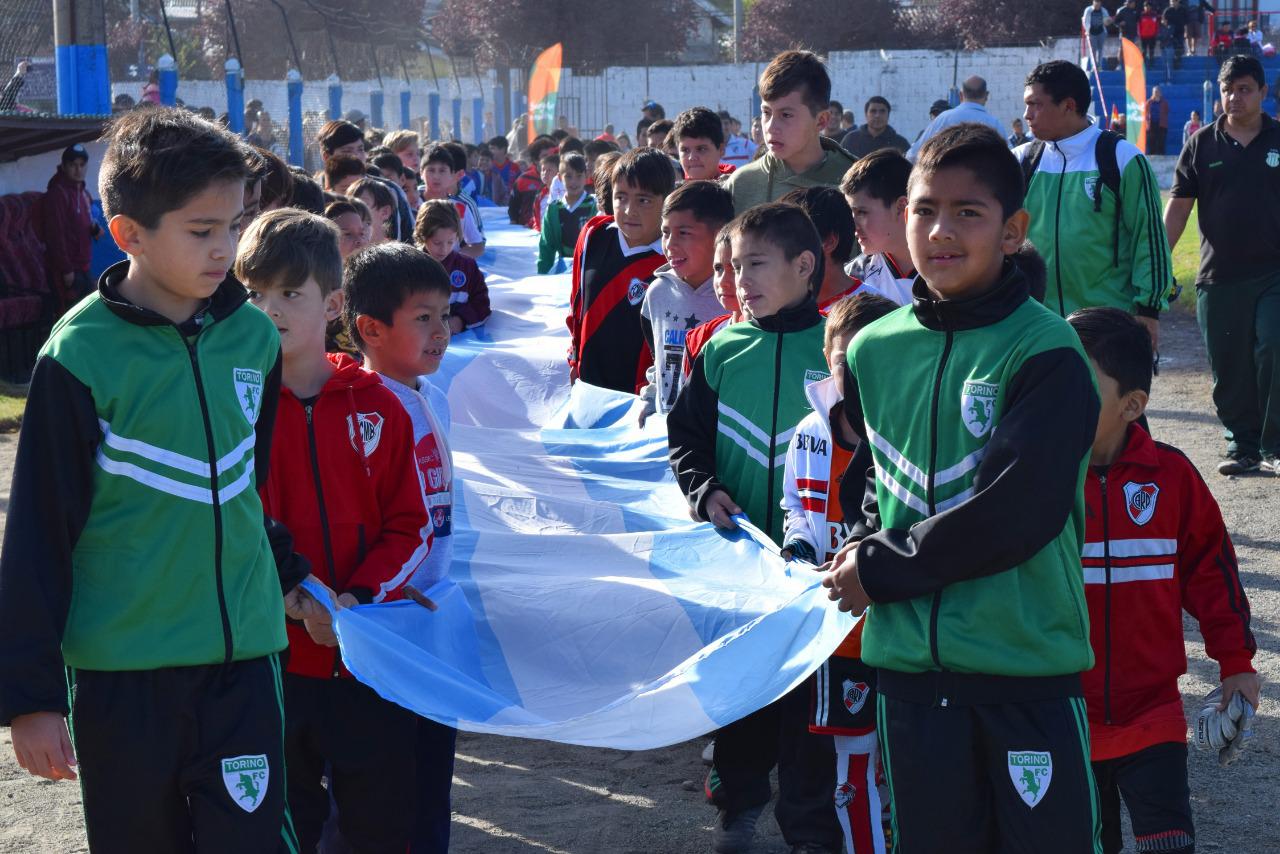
804, 374, 841, 414
910, 258, 1028, 332
1047, 120, 1101, 159
97, 260, 249, 329
1109, 422, 1161, 470
750, 295, 822, 333
762, 134, 851, 179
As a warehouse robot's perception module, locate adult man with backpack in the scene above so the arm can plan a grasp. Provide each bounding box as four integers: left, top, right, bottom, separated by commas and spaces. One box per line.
1017, 61, 1172, 346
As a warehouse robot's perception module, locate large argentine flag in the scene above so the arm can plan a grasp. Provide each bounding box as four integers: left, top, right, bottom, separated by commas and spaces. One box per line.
305, 212, 856, 750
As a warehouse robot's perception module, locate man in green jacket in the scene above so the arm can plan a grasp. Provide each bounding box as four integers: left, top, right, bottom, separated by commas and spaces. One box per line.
724, 50, 856, 214
827, 124, 1102, 853
1018, 61, 1172, 345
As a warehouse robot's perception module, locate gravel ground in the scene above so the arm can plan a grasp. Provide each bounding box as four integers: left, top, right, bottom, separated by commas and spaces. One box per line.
0, 307, 1276, 853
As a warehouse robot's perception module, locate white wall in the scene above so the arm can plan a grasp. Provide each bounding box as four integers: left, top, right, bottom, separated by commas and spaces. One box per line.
0, 141, 108, 198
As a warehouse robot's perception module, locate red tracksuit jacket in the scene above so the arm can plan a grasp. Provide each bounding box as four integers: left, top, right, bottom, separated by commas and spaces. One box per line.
1082, 425, 1255, 759
259, 354, 430, 678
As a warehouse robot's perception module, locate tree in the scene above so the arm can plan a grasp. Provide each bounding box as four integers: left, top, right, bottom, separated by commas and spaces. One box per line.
740, 0, 903, 60
901, 0, 1085, 50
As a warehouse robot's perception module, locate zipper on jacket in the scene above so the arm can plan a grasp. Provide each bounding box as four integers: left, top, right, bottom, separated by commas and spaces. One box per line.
764, 330, 784, 537
926, 317, 956, 699
1099, 471, 1114, 724
1051, 143, 1067, 316
184, 335, 234, 664
304, 403, 343, 678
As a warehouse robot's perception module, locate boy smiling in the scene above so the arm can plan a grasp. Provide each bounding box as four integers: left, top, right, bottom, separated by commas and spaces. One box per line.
825, 124, 1102, 852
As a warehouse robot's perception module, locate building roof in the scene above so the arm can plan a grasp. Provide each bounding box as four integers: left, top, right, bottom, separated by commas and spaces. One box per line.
0, 112, 106, 163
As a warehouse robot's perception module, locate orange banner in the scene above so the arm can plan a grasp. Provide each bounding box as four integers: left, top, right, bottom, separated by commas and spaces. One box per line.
1121, 38, 1147, 153
527, 42, 563, 144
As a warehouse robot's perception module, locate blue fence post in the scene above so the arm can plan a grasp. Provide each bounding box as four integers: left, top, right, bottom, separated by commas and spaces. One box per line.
472, 97, 484, 143
157, 54, 178, 106
226, 58, 245, 134
400, 88, 411, 130
428, 92, 440, 140
494, 84, 507, 136
370, 87, 385, 129
287, 68, 304, 167
513, 89, 523, 130
451, 97, 462, 141
327, 73, 342, 121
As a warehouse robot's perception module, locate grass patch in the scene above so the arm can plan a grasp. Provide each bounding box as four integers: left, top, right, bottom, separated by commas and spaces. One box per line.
1171, 204, 1200, 298
0, 381, 27, 432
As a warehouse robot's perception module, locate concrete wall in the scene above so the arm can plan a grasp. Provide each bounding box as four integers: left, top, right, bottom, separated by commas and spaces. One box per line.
0, 142, 108, 198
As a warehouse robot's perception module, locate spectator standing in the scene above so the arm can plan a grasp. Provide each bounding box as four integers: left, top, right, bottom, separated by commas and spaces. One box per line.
1186, 0, 1215, 56
823, 100, 844, 138
41, 144, 102, 314
637, 100, 665, 142
1247, 21, 1264, 57
839, 96, 910, 158
1139, 2, 1162, 61
1008, 117, 1031, 147
0, 60, 28, 111
1114, 0, 1141, 54
1163, 0, 1189, 66
906, 76, 1008, 160
1165, 55, 1280, 475
1145, 86, 1170, 154
1082, 1, 1115, 70
1183, 109, 1203, 146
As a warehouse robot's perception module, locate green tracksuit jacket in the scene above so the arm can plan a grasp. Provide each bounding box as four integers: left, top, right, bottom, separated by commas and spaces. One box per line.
668, 298, 827, 544
840, 263, 1099, 683
1016, 122, 1172, 318
0, 263, 309, 725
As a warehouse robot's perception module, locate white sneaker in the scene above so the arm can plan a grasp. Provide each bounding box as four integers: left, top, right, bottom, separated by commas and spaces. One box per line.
702, 740, 715, 766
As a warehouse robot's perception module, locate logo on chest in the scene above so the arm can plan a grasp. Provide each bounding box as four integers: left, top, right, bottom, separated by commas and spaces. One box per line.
233, 368, 264, 425
626, 277, 648, 306
1267, 149, 1279, 168
960, 380, 999, 438
449, 269, 467, 289
348, 411, 385, 456
1123, 481, 1160, 525
796, 432, 828, 455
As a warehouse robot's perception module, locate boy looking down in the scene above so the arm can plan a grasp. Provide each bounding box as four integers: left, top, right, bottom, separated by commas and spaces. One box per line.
825, 124, 1102, 852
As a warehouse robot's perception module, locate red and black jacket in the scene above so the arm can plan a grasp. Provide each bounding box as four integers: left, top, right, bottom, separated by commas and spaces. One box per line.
1082, 425, 1255, 743
259, 354, 430, 678
566, 217, 663, 394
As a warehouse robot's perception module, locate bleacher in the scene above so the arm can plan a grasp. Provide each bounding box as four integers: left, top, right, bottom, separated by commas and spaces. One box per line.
1094, 54, 1280, 140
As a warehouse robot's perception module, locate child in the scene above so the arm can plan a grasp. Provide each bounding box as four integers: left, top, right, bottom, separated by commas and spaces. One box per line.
638, 180, 735, 424
840, 149, 916, 305
325, 197, 372, 261
780, 291, 898, 854
825, 124, 1101, 852
385, 129, 421, 173
415, 199, 492, 333
347, 176, 396, 245
567, 147, 674, 393
780, 186, 861, 310
1067, 307, 1259, 854
583, 138, 617, 190
538, 152, 598, 274
673, 106, 733, 181
724, 50, 855, 212
421, 143, 485, 259
668, 202, 839, 854
344, 242, 459, 854
509, 136, 557, 228
238, 215, 430, 854
646, 118, 675, 150
474, 146, 494, 200
324, 152, 368, 194
0, 107, 317, 851
681, 226, 743, 387
533, 151, 560, 232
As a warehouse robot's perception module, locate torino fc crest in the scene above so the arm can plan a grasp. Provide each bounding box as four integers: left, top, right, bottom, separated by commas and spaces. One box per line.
960, 381, 999, 438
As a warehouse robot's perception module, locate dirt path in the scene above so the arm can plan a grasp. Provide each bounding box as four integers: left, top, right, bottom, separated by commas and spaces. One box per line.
1, 308, 1277, 853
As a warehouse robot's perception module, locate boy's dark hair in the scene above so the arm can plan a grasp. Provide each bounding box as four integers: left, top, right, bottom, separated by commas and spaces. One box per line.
399, 165, 417, 182
560, 152, 588, 174
443, 141, 469, 172
371, 151, 404, 174
864, 95, 891, 114
550, 129, 570, 142
540, 152, 561, 170
1219, 54, 1266, 88
611, 147, 676, 198
287, 167, 326, 214
730, 201, 825, 292
325, 197, 370, 224
487, 135, 509, 152
1067, 306, 1153, 395
1013, 242, 1047, 303
477, 147, 493, 161
559, 136, 585, 155
583, 139, 616, 159
235, 208, 342, 296
99, 107, 252, 228
254, 146, 294, 210
348, 176, 394, 213
825, 290, 897, 350
672, 106, 725, 148
594, 151, 622, 215
317, 119, 365, 155
911, 123, 1024, 219
414, 198, 462, 245
646, 119, 675, 140
1025, 60, 1092, 116
525, 135, 558, 165
840, 148, 912, 205
422, 143, 455, 170
779, 186, 855, 264
343, 243, 451, 349
662, 179, 735, 230
759, 50, 831, 115
324, 154, 367, 189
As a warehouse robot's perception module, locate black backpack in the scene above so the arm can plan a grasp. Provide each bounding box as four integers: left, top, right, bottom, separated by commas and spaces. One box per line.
1020, 129, 1124, 267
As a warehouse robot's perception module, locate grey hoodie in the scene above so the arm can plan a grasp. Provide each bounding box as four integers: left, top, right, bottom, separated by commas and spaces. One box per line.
639, 264, 726, 416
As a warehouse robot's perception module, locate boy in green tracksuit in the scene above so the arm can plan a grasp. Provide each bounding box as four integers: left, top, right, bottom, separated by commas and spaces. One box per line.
669, 203, 839, 854
0, 108, 323, 853
537, 152, 597, 274
826, 124, 1103, 853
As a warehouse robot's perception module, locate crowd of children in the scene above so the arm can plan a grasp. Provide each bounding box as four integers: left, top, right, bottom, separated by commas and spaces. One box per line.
0, 42, 1264, 854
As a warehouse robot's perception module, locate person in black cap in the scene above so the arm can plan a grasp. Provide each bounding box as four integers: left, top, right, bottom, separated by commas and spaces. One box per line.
42, 143, 102, 314
637, 100, 665, 143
